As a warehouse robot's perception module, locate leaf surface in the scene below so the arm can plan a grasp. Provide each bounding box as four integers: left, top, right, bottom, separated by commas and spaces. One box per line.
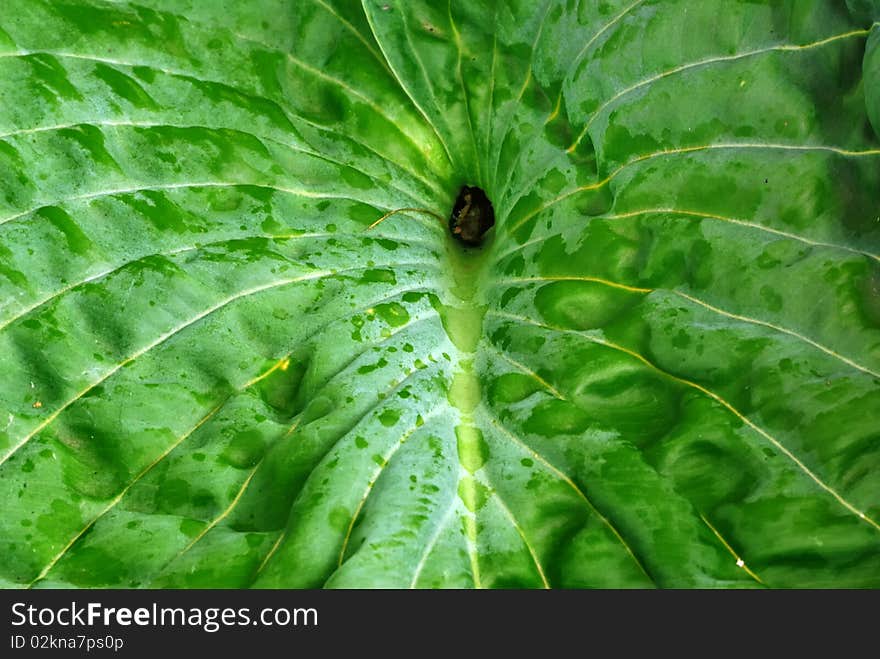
1, 0, 879, 588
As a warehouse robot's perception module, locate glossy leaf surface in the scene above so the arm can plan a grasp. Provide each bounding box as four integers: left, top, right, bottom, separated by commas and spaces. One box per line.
1, 0, 879, 588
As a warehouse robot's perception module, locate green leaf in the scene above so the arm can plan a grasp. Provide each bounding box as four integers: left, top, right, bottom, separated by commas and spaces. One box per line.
867, 25, 880, 138
1, 0, 878, 589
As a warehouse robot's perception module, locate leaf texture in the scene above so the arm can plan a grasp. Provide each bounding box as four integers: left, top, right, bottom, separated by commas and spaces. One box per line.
0, 0, 878, 588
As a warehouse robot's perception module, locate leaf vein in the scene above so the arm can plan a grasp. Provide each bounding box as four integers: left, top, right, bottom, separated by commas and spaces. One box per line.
145, 306, 441, 584
336, 407, 447, 568
567, 28, 872, 151
492, 276, 880, 378
480, 407, 657, 586
488, 310, 880, 533
0, 266, 436, 468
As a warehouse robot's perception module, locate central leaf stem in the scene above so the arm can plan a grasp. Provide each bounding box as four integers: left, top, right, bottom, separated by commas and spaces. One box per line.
438, 240, 492, 587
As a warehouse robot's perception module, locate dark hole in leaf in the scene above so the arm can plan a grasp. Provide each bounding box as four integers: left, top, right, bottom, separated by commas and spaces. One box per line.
449, 185, 494, 246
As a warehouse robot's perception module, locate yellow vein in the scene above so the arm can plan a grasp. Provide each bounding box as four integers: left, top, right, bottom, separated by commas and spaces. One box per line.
337, 408, 445, 567
177, 463, 261, 557
493, 275, 650, 294
0, 264, 429, 467
490, 2, 552, 192
571, 0, 646, 67
672, 289, 880, 379
513, 47, 534, 101
490, 75, 542, 201
543, 0, 647, 129
241, 355, 294, 389
482, 409, 655, 585
544, 92, 563, 125
468, 391, 551, 588
595, 142, 880, 165
508, 142, 880, 235
367, 207, 446, 232
495, 0, 646, 202
532, 0, 645, 134
605, 208, 880, 263
254, 531, 287, 579
491, 489, 551, 589
500, 275, 877, 378
173, 413, 303, 580
37, 3, 447, 179
485, 30, 499, 190
27, 401, 226, 587
318, 351, 446, 579
292, 125, 445, 205
491, 275, 879, 378
700, 513, 765, 586
485, 345, 567, 400
567, 27, 871, 152
489, 310, 880, 533
491, 234, 548, 265
243, 414, 306, 583
392, 4, 442, 124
